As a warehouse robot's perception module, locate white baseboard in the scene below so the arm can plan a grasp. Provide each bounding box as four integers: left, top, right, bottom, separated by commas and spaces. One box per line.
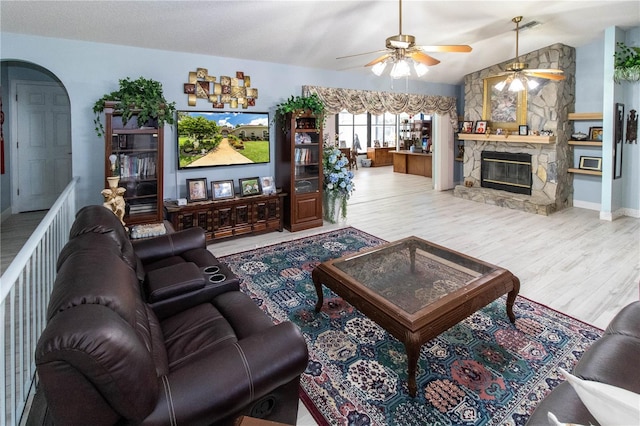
573, 200, 600, 211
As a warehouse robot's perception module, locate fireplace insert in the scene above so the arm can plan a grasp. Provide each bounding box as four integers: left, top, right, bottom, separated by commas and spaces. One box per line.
481, 151, 532, 195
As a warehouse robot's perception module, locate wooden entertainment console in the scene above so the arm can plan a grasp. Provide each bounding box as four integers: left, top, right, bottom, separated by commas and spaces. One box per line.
164, 192, 285, 242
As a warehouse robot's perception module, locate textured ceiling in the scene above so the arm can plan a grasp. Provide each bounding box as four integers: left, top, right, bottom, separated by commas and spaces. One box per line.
2, 1, 639, 84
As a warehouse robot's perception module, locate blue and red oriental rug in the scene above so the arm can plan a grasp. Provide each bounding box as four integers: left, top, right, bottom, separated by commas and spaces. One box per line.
221, 227, 602, 425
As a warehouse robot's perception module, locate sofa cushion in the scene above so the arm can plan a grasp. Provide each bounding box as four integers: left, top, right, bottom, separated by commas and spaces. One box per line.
161, 303, 237, 370
573, 334, 640, 394
605, 301, 640, 339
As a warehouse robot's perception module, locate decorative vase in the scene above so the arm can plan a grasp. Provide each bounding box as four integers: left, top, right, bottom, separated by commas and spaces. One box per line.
323, 194, 347, 224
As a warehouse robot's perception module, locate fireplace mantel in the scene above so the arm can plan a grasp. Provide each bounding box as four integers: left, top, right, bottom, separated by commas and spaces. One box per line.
457, 134, 556, 144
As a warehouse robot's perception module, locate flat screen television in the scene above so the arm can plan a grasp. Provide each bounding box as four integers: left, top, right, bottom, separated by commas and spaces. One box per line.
177, 111, 270, 169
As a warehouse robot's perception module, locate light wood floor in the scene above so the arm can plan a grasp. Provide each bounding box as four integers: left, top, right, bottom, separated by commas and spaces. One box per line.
2, 167, 638, 426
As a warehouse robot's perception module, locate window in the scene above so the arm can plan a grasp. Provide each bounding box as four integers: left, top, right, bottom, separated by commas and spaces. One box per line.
336, 111, 430, 151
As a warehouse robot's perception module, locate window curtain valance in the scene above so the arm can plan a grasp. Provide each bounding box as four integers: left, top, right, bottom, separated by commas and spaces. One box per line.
302, 85, 458, 130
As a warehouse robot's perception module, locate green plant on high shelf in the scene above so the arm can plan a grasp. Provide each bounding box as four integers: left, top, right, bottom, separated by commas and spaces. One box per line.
614, 42, 640, 83
322, 146, 355, 223
274, 93, 325, 130
93, 76, 176, 137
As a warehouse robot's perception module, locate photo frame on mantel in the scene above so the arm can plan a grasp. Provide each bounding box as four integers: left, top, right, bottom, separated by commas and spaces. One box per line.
482, 75, 527, 131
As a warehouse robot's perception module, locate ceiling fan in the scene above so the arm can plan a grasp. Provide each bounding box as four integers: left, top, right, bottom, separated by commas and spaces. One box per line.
336, 0, 472, 79
492, 16, 565, 91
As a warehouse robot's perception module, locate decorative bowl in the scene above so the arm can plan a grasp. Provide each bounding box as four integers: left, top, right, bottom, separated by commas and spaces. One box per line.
571, 132, 588, 141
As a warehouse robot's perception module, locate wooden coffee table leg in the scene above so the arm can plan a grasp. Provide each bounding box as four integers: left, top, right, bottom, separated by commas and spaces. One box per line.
506, 275, 521, 323
312, 268, 324, 313
404, 332, 421, 397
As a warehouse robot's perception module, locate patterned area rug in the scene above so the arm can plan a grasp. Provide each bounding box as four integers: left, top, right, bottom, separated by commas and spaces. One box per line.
220, 227, 602, 426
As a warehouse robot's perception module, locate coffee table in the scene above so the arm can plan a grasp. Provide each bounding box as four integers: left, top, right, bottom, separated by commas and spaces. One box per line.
312, 236, 520, 397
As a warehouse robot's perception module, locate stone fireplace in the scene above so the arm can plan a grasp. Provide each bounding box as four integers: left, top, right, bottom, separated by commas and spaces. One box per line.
453, 43, 576, 216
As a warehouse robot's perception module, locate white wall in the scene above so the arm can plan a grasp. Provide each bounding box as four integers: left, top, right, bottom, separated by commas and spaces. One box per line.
1, 32, 459, 210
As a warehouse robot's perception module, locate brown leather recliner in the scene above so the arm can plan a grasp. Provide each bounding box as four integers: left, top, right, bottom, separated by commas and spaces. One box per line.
35, 206, 309, 425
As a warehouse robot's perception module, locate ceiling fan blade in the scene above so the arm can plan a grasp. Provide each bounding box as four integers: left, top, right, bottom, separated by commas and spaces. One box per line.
365, 53, 392, 67
525, 71, 565, 81
526, 68, 564, 74
408, 51, 440, 66
336, 49, 389, 60
414, 45, 472, 53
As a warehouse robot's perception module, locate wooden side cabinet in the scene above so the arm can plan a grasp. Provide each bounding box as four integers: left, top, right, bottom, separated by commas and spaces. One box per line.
275, 111, 324, 232
164, 193, 285, 242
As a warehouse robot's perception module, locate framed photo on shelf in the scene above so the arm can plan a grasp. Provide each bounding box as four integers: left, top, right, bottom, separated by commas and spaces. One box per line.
186, 178, 208, 202
579, 156, 602, 172
474, 121, 488, 134
519, 125, 529, 136
482, 75, 527, 131
211, 180, 235, 200
589, 126, 603, 141
260, 176, 276, 194
239, 177, 262, 197
461, 121, 474, 133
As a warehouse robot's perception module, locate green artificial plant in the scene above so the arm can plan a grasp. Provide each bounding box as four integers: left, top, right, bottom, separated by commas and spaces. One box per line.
613, 42, 640, 83
274, 93, 325, 129
93, 76, 176, 136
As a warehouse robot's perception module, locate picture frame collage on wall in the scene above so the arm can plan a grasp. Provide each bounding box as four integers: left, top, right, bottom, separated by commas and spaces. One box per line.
187, 176, 277, 202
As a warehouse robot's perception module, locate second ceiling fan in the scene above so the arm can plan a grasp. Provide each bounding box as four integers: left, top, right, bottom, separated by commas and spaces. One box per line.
336, 0, 472, 78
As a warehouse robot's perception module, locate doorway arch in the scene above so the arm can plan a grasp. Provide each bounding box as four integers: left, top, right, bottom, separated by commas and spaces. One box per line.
1, 60, 72, 215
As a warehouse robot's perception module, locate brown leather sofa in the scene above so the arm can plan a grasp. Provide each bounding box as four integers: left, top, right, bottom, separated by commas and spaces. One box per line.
34, 205, 309, 425
526, 301, 640, 425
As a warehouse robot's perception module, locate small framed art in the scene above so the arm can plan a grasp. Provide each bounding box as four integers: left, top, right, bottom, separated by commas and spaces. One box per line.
239, 177, 262, 196
260, 176, 276, 194
579, 156, 602, 172
211, 180, 235, 200
519, 125, 529, 136
589, 126, 603, 141
461, 121, 474, 133
186, 178, 208, 202
474, 121, 488, 134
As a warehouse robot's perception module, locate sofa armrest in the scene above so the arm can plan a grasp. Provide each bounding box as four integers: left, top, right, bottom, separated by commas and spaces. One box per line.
142, 322, 309, 425
132, 227, 208, 264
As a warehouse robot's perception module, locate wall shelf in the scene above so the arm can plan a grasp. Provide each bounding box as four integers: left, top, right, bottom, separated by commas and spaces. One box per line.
568, 140, 603, 146
568, 168, 602, 176
457, 133, 555, 144
568, 112, 603, 120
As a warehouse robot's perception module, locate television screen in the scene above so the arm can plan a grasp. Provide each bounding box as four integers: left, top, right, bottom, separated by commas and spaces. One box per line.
177, 111, 270, 169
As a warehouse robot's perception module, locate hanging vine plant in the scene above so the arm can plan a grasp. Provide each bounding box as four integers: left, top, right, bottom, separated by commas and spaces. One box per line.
92, 77, 176, 136
614, 42, 640, 83
274, 93, 325, 130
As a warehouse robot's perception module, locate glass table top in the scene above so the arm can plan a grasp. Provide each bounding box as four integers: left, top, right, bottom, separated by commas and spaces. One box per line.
333, 238, 495, 314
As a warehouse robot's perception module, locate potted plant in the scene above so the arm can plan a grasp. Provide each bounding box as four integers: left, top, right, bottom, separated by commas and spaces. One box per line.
322, 146, 355, 223
93, 76, 176, 136
274, 93, 325, 129
614, 42, 640, 83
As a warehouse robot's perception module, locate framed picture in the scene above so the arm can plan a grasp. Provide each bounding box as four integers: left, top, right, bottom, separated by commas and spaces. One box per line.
239, 177, 262, 196
211, 180, 235, 200
260, 176, 276, 194
589, 126, 603, 141
579, 156, 602, 172
186, 178, 208, 202
482, 75, 527, 131
614, 103, 624, 179
519, 125, 529, 136
461, 121, 474, 133
474, 121, 488, 134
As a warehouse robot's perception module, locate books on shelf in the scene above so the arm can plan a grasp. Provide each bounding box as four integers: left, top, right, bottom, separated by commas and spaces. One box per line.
118, 153, 156, 179
294, 148, 313, 164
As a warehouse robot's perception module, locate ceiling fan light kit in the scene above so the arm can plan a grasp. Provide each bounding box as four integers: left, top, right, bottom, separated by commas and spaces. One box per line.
337, 0, 471, 80
492, 16, 565, 92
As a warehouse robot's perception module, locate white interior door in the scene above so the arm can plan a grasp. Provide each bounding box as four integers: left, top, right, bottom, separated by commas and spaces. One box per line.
14, 82, 71, 212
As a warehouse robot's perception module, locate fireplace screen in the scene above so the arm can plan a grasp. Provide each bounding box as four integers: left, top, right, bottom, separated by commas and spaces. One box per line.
481, 151, 532, 195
